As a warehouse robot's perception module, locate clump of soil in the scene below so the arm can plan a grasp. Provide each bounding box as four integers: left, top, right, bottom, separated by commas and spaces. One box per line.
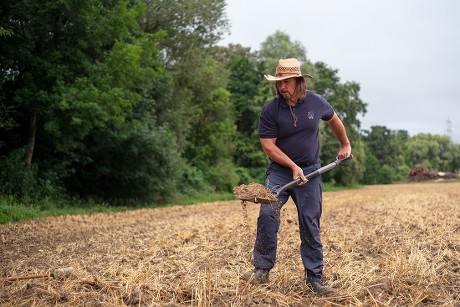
233, 183, 278, 204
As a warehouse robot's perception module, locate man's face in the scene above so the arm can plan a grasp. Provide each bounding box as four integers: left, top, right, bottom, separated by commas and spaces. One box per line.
276, 78, 296, 100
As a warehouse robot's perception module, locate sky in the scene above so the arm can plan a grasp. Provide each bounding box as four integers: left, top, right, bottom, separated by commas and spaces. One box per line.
219, 0, 460, 143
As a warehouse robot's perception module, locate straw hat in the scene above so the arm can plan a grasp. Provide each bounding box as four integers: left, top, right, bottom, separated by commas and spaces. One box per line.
264, 58, 313, 81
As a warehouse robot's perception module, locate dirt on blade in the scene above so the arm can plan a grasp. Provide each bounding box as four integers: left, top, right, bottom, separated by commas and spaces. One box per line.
233, 183, 278, 203
1, 181, 460, 306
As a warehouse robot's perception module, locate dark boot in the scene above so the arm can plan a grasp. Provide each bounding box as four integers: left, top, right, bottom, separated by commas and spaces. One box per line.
308, 281, 334, 294
241, 268, 270, 284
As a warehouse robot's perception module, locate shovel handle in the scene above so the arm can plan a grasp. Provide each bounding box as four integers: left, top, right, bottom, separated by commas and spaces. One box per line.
0, 274, 50, 281
306, 154, 353, 179
275, 155, 353, 196
0, 267, 73, 282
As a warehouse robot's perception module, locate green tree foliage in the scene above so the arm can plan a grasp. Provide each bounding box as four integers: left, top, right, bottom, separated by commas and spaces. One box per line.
139, 0, 229, 139
362, 126, 396, 166
407, 133, 460, 172
2, 0, 134, 196
0, 0, 187, 202
361, 126, 412, 183
140, 0, 238, 192
182, 58, 238, 191
223, 46, 268, 183
361, 127, 459, 183
361, 143, 382, 184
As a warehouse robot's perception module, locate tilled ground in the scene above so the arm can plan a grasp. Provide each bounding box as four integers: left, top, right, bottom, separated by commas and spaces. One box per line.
1, 182, 459, 306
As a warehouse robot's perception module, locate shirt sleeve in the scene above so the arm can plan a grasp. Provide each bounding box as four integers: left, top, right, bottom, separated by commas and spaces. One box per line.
259, 102, 278, 138
320, 95, 335, 121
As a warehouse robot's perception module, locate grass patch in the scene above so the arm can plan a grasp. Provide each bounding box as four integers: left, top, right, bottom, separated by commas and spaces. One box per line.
0, 197, 116, 224
0, 184, 360, 225
0, 192, 236, 224
0, 199, 44, 223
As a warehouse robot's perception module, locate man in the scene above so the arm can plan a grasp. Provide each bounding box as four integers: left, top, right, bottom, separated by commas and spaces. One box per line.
241, 58, 351, 294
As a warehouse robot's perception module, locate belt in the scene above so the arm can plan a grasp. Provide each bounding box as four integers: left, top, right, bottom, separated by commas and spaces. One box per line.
296, 160, 320, 168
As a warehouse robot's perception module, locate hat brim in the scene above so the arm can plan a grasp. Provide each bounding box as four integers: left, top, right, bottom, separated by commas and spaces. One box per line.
264, 74, 313, 81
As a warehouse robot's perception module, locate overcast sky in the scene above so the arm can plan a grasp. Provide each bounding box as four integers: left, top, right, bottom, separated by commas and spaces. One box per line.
219, 0, 460, 143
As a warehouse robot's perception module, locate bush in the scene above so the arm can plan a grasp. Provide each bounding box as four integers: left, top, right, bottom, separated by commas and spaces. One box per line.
180, 165, 214, 196
66, 126, 185, 205
0, 196, 42, 223
206, 160, 240, 192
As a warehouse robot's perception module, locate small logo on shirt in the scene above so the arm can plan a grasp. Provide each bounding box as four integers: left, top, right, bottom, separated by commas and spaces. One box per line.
307, 111, 314, 120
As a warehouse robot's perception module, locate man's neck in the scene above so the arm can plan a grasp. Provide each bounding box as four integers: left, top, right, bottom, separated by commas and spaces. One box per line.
287, 97, 298, 106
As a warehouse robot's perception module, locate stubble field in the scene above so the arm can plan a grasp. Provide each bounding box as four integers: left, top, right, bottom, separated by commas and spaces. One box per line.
1, 182, 459, 306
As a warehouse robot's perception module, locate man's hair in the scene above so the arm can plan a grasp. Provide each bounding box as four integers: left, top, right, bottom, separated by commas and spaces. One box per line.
275, 77, 307, 99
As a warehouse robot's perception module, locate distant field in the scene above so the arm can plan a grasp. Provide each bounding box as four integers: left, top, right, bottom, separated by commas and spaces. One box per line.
1, 182, 459, 306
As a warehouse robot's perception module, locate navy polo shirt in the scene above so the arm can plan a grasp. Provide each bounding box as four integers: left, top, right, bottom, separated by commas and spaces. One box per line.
259, 91, 334, 165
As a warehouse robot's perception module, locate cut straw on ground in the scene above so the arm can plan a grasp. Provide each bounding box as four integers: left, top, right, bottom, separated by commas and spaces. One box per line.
1, 181, 459, 306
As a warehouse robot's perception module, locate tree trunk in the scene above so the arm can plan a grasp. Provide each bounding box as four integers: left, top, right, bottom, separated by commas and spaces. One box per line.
26, 110, 38, 168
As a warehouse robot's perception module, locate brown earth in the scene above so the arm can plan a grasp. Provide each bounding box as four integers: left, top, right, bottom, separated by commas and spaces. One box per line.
1, 182, 459, 306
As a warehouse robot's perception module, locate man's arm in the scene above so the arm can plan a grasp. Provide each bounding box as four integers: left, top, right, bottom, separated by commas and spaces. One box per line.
259, 138, 307, 183
327, 113, 352, 159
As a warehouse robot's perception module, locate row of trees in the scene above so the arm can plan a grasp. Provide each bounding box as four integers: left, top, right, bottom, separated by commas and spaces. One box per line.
362, 127, 459, 184
1, 0, 459, 205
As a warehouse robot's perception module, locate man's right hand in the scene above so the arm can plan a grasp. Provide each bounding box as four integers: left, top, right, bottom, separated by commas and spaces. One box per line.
293, 166, 308, 185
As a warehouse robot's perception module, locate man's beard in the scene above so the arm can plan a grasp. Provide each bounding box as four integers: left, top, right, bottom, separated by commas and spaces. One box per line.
281, 90, 294, 102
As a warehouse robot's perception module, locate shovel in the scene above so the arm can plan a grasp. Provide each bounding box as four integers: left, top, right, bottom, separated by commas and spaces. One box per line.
251, 154, 354, 204
0, 267, 73, 281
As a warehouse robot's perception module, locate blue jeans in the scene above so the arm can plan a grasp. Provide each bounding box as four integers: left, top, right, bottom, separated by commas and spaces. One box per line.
252, 162, 324, 283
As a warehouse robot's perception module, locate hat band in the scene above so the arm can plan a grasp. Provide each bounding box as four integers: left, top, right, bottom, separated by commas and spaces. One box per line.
276, 72, 301, 77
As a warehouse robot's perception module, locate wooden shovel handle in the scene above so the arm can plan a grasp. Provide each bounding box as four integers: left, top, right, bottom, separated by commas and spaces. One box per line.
0, 273, 50, 281
0, 267, 73, 281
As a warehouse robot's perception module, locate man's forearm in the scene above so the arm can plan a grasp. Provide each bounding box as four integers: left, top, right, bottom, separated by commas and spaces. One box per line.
260, 139, 297, 170
328, 113, 350, 146
327, 113, 352, 159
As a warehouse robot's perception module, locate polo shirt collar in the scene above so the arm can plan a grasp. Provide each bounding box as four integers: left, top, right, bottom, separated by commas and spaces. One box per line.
278, 96, 305, 109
